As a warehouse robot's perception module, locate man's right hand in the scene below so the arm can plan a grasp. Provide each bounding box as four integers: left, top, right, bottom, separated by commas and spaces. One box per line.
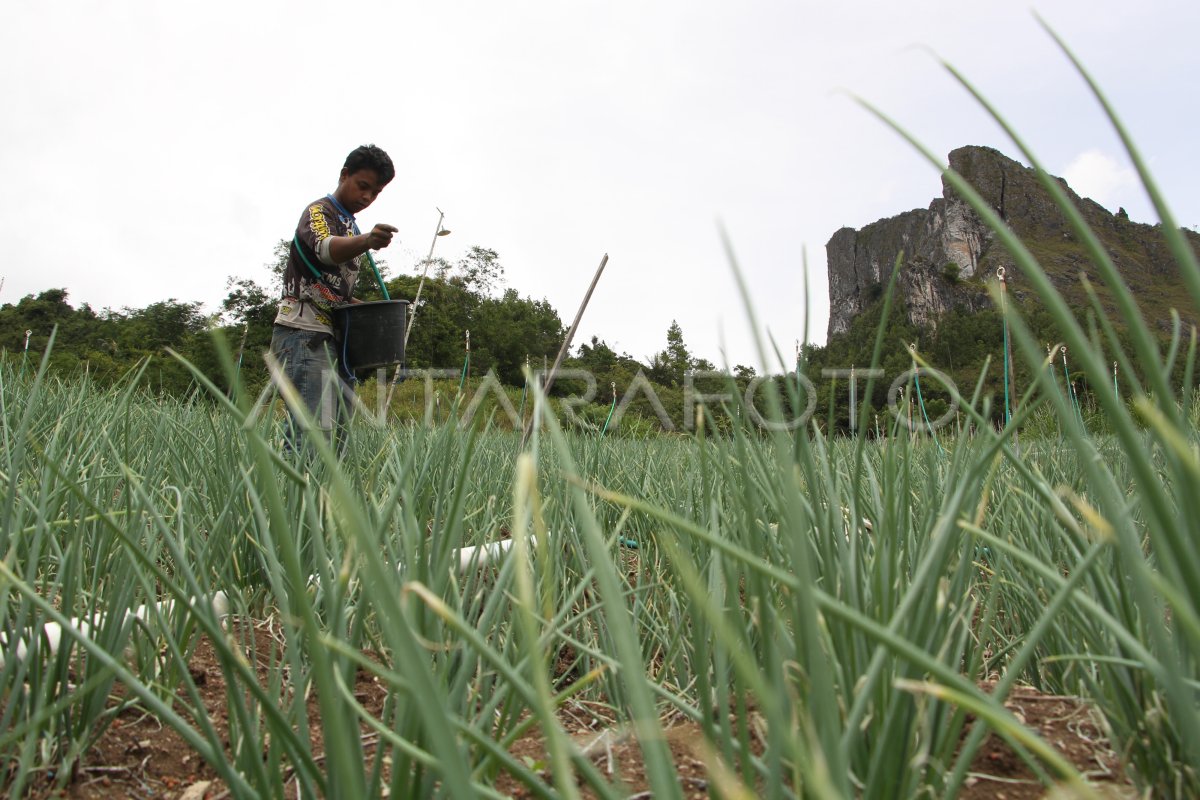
366, 224, 398, 250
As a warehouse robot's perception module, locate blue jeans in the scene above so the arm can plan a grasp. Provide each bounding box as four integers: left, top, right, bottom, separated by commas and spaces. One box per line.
270, 325, 355, 456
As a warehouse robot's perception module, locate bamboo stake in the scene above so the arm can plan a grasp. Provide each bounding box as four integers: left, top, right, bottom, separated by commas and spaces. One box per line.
521, 253, 609, 447
405, 208, 448, 349
383, 208, 448, 415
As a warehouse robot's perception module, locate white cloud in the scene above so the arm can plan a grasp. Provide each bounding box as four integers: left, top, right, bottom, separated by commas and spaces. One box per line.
1061, 149, 1139, 211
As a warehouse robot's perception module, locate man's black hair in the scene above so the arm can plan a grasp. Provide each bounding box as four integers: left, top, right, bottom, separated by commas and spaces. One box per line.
343, 144, 395, 185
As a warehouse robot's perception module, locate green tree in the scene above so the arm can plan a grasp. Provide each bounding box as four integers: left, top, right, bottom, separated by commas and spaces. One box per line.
649, 320, 694, 388
438, 246, 504, 296
384, 248, 564, 384
471, 289, 564, 385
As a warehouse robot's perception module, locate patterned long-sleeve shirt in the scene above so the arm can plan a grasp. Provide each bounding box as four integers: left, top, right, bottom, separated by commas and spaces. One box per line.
273, 196, 362, 333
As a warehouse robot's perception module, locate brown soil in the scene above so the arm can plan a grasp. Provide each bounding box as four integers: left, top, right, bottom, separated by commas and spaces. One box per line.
495, 683, 1135, 800
21, 618, 391, 800
494, 715, 719, 799
957, 681, 1133, 799
16, 629, 1134, 799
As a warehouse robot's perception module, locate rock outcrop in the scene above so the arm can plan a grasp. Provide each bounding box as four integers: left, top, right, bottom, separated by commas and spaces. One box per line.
826, 145, 1198, 339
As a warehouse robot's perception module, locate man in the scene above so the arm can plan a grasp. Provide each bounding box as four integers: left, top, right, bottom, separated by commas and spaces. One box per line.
270, 144, 397, 455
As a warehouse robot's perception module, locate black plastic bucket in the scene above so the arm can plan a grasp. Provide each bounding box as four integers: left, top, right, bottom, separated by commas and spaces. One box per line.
334, 299, 408, 372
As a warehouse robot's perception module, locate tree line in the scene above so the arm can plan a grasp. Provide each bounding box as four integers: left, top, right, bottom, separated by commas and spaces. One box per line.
0, 245, 752, 433
1, 242, 1169, 435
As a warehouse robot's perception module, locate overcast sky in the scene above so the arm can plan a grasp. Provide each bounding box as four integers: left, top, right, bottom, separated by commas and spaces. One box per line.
4, 1, 1197, 370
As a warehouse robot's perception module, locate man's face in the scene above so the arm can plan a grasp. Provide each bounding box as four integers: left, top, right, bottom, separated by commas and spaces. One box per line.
334, 168, 388, 214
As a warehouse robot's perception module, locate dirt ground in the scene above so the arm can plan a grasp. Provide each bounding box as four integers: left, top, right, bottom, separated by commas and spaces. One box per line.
957, 681, 1133, 800
17, 628, 1134, 799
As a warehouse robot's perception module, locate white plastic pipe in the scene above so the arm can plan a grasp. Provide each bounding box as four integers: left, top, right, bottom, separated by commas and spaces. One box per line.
1, 592, 230, 669
454, 536, 533, 571
3, 531, 532, 669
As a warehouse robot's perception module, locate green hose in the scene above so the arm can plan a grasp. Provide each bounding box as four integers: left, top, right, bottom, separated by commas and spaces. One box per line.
363, 251, 390, 300
1002, 320, 1012, 426
600, 395, 617, 437
1061, 355, 1085, 427
458, 351, 469, 395
912, 366, 945, 456
294, 234, 389, 300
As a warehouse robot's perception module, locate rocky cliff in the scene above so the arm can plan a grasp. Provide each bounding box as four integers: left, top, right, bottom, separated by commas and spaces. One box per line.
826, 145, 1198, 340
